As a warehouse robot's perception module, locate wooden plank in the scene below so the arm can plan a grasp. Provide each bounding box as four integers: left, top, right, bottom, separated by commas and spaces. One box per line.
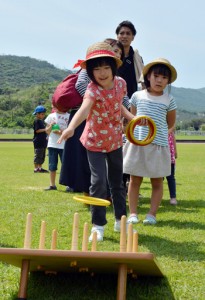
0, 248, 164, 277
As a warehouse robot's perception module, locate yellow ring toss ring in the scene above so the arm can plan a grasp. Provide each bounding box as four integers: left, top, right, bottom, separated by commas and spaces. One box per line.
126, 116, 156, 146
73, 196, 111, 206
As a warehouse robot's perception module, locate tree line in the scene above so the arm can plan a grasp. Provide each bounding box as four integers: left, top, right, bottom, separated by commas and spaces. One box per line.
0, 83, 56, 129
0, 82, 204, 130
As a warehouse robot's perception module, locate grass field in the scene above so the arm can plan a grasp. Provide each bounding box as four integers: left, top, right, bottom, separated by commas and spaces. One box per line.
0, 142, 205, 300
0, 134, 33, 139
0, 133, 205, 140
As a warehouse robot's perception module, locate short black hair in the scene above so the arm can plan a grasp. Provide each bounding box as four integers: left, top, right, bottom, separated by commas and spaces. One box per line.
115, 20, 137, 36
144, 64, 172, 88
86, 57, 117, 85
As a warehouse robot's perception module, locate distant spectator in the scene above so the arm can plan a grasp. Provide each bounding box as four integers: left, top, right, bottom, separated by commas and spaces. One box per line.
59, 68, 91, 194
32, 105, 49, 173
115, 20, 144, 97
44, 106, 70, 190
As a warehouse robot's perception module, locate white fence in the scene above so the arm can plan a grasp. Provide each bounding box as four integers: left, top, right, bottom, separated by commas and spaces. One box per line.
0, 128, 205, 136
176, 130, 205, 136
0, 128, 33, 134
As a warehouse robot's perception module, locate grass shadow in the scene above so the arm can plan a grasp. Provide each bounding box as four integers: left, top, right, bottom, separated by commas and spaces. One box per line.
158, 219, 205, 230
11, 271, 175, 300
139, 234, 204, 262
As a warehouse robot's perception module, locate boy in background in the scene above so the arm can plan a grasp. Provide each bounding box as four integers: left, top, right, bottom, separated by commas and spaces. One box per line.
44, 106, 70, 190
32, 105, 49, 173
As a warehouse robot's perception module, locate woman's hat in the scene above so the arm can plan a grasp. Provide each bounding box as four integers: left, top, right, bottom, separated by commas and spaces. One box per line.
143, 58, 177, 83
80, 42, 122, 69
32, 105, 46, 115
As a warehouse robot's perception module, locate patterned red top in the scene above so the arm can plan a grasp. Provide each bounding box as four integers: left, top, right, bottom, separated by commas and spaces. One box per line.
80, 76, 127, 152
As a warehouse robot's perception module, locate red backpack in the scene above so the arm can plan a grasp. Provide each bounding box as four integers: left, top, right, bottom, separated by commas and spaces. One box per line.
52, 71, 83, 112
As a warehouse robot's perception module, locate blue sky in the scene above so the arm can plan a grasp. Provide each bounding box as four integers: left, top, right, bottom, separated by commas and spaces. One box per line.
1, 0, 205, 89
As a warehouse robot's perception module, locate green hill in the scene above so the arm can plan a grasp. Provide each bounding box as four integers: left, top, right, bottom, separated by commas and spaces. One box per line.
172, 86, 205, 114
0, 55, 70, 92
0, 54, 204, 130
198, 87, 205, 94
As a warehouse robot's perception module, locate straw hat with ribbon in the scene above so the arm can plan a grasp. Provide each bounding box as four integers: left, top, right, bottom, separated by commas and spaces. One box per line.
143, 58, 177, 83
80, 42, 122, 69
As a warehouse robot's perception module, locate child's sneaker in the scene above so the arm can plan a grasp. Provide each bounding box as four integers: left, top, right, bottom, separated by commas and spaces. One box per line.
143, 214, 157, 225
114, 220, 137, 233
114, 220, 121, 232
89, 225, 104, 242
38, 168, 49, 173
127, 214, 139, 224
44, 186, 57, 191
170, 198, 177, 205
66, 186, 74, 192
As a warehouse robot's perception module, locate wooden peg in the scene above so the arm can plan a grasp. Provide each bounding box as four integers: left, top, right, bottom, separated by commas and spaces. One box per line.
126, 223, 133, 252
51, 229, 57, 250
71, 213, 79, 251
120, 215, 126, 253
39, 221, 46, 249
24, 213, 32, 249
132, 232, 138, 253
82, 223, 89, 251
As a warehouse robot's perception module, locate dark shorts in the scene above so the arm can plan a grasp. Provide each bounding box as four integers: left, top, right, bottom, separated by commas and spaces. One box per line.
48, 147, 63, 171
34, 148, 46, 165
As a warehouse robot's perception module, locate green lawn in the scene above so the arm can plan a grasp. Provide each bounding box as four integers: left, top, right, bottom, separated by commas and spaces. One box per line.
176, 135, 205, 140
0, 133, 33, 139
0, 142, 204, 300
0, 133, 205, 140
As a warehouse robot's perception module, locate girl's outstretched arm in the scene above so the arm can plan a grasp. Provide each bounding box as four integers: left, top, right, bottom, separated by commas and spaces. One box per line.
121, 105, 135, 121
58, 97, 93, 143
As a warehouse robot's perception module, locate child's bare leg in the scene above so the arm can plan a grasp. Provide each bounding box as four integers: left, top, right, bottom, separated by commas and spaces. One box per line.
50, 171, 56, 187
34, 163, 41, 170
148, 177, 163, 217
128, 175, 143, 214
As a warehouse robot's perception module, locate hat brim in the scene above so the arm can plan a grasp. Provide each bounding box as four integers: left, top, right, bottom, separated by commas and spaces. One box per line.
33, 110, 46, 115
80, 54, 122, 69
143, 61, 177, 83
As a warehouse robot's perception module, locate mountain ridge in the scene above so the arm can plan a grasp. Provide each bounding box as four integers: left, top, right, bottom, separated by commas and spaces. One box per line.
0, 55, 205, 120
0, 54, 70, 91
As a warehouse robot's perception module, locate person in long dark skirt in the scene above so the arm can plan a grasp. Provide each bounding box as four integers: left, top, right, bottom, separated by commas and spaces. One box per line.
59, 114, 91, 193
59, 69, 91, 194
